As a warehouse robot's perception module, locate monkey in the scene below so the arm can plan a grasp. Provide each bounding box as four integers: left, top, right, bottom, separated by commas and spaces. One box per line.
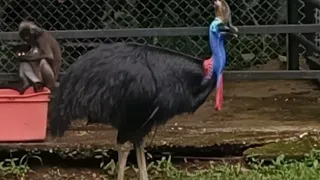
16, 46, 48, 93
17, 21, 61, 93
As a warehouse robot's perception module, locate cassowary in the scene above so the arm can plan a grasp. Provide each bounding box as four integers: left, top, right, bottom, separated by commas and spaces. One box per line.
49, 0, 238, 179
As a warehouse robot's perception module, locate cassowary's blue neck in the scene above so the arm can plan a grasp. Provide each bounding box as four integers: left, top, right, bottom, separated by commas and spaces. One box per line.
191, 18, 228, 112
209, 17, 226, 78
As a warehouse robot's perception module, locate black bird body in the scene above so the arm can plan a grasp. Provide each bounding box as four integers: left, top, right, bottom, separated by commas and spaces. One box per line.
50, 42, 217, 144
50, 1, 238, 179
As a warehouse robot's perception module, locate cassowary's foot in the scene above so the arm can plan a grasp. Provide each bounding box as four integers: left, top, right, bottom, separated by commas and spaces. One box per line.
135, 142, 149, 180
117, 142, 132, 180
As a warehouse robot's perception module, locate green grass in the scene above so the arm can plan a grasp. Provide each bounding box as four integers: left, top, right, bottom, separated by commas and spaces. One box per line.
146, 160, 320, 180
2, 150, 320, 179
97, 150, 320, 180
0, 152, 42, 179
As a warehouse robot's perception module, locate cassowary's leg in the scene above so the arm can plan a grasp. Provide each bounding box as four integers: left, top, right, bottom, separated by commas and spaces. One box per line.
135, 144, 143, 179
135, 142, 149, 180
117, 142, 132, 180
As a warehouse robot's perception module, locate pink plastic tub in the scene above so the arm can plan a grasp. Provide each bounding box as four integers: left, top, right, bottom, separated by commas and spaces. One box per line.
0, 86, 50, 142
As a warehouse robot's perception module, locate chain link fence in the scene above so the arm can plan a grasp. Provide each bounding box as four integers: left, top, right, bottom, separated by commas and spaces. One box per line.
315, 7, 320, 58
0, 0, 309, 73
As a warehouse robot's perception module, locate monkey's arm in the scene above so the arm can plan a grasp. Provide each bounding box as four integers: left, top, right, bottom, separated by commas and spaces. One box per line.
18, 42, 54, 62
18, 54, 54, 62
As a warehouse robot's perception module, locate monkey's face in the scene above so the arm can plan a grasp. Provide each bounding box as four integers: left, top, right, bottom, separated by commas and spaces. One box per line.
18, 21, 43, 44
19, 28, 36, 44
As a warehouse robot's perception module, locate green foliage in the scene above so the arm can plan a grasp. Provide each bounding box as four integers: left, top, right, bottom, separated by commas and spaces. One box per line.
96, 150, 320, 180
0, 152, 42, 179
2, 149, 320, 179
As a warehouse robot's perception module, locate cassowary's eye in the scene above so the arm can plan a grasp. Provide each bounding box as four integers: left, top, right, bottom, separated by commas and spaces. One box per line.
216, 23, 224, 29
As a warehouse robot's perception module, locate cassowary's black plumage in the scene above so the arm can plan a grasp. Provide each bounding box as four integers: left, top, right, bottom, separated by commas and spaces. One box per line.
50, 1, 239, 179
49, 42, 217, 144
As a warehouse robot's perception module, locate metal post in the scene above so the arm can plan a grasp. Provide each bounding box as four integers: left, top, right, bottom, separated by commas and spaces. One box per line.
303, 1, 315, 56
303, 0, 319, 70
287, 0, 300, 70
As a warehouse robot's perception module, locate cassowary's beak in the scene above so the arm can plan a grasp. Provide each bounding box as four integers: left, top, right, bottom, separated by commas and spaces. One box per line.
219, 23, 239, 37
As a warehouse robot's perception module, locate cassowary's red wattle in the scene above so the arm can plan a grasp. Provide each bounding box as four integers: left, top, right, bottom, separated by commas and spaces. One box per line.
203, 58, 223, 111
203, 58, 213, 79
215, 75, 223, 111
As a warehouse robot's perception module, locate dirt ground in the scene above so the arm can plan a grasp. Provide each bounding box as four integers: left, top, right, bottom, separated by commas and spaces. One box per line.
4, 78, 320, 151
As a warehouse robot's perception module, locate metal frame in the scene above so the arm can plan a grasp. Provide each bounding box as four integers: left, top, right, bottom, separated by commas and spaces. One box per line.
2, 0, 320, 81
2, 24, 320, 40
1, 70, 320, 82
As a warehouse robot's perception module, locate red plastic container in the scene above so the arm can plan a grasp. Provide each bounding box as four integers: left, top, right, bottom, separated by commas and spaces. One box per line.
0, 87, 50, 142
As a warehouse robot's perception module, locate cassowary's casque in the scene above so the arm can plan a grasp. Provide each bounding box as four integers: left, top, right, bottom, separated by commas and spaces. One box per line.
49, 0, 238, 179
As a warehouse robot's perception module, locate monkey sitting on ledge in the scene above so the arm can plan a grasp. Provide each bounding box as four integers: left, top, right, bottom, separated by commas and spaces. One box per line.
17, 21, 61, 93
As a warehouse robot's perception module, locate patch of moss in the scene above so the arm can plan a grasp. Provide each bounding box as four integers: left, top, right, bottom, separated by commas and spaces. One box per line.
244, 135, 320, 160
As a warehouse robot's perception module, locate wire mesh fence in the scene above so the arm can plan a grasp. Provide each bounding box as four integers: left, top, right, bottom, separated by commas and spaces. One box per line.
315, 8, 320, 58
0, 0, 309, 73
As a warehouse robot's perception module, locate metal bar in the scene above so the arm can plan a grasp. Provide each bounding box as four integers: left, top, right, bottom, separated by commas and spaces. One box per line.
2, 24, 320, 40
292, 34, 320, 55
224, 70, 320, 80
7, 41, 99, 47
308, 0, 320, 9
60, 42, 99, 47
302, 1, 316, 57
305, 56, 320, 88
302, 1, 318, 71
306, 56, 320, 68
1, 71, 320, 82
287, 0, 300, 70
